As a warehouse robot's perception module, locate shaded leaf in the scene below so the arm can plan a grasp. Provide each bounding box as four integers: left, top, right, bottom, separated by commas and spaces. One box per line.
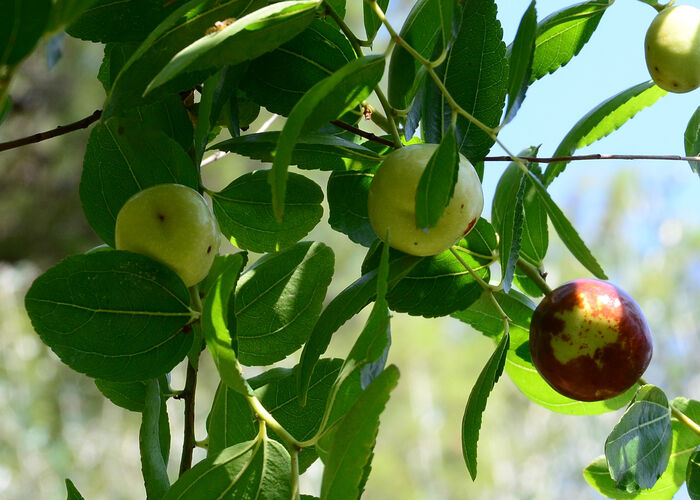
531, 0, 612, 82
605, 385, 672, 492
689, 450, 700, 500
95, 379, 147, 412
544, 81, 666, 185
415, 127, 459, 229
685, 106, 700, 176
48, 0, 99, 32
65, 479, 85, 500
462, 330, 509, 479
0, 0, 51, 66
211, 170, 324, 254
363, 0, 389, 43
235, 242, 334, 366
327, 167, 378, 247
25, 252, 193, 382
139, 379, 169, 499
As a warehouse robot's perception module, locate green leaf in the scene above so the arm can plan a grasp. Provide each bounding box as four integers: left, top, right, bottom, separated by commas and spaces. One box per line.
362, 231, 492, 318
65, 479, 85, 500
0, 0, 52, 66
48, 0, 99, 32
685, 106, 700, 176
688, 450, 700, 500
79, 117, 198, 247
241, 19, 356, 116
492, 163, 526, 292
235, 242, 334, 365
297, 254, 420, 405
462, 330, 509, 480
164, 435, 291, 500
504, 1, 537, 124
146, 1, 320, 95
415, 128, 459, 229
363, 0, 389, 43
544, 81, 667, 185
505, 323, 635, 415
104, 0, 263, 117
327, 166, 378, 247
213, 131, 381, 172
320, 365, 399, 500
271, 54, 385, 220
66, 0, 186, 43
453, 288, 535, 339
207, 358, 348, 473
139, 379, 170, 500
439, 0, 457, 48
387, 0, 442, 110
202, 253, 250, 396
95, 379, 147, 412
526, 172, 607, 279
585, 398, 700, 499
211, 170, 323, 254
421, 0, 508, 162
530, 0, 612, 82
25, 252, 193, 382
605, 385, 673, 492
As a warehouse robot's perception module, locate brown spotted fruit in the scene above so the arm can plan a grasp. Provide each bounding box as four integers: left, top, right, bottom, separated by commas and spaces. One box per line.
529, 279, 653, 402
367, 143, 483, 256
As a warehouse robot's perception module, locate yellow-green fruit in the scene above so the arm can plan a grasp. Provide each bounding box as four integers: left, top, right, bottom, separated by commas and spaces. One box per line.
644, 5, 700, 93
367, 143, 484, 256
115, 184, 220, 287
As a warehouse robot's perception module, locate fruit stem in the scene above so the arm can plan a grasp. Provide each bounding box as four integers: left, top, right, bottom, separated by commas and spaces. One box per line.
671, 405, 700, 438
516, 257, 552, 295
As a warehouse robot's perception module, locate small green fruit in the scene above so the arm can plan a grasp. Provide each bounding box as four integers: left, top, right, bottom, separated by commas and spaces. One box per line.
529, 279, 653, 402
367, 143, 484, 256
115, 184, 220, 287
644, 5, 700, 93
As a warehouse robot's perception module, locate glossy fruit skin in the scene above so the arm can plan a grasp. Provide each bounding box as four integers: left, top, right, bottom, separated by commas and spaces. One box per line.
367, 143, 484, 256
529, 279, 653, 402
115, 184, 220, 287
644, 5, 700, 93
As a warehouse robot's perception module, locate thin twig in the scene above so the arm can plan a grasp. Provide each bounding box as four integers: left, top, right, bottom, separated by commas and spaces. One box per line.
483, 153, 700, 163
178, 359, 198, 475
0, 109, 102, 152
331, 120, 395, 147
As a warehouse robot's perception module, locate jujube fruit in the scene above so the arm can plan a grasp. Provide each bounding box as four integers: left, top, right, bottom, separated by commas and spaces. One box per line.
115, 184, 220, 287
644, 5, 700, 93
367, 143, 484, 256
529, 279, 653, 402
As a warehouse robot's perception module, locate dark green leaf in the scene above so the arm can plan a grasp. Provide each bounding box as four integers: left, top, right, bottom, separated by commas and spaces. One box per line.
25, 252, 193, 382
415, 128, 459, 229
66, 0, 186, 43
492, 163, 526, 292
241, 19, 356, 116
363, 0, 389, 43
439, 0, 457, 48
453, 288, 534, 339
139, 379, 169, 499
211, 170, 324, 254
202, 253, 250, 396
526, 172, 607, 279
327, 166, 378, 247
320, 365, 399, 499
325, 0, 345, 19
297, 254, 420, 404
48, 0, 99, 32
531, 0, 612, 82
79, 117, 198, 247
146, 1, 320, 94
212, 131, 381, 171
387, 0, 442, 110
235, 242, 334, 365
95, 379, 147, 412
0, 0, 51, 66
605, 385, 672, 492
685, 106, 700, 176
421, 0, 508, 162
505, 323, 635, 415
103, 0, 263, 117
65, 479, 85, 500
688, 450, 700, 500
462, 331, 509, 480
271, 55, 385, 220
544, 81, 666, 185
164, 436, 291, 499
504, 1, 537, 124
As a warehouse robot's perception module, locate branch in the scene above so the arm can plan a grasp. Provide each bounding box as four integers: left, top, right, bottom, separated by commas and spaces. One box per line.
177, 359, 198, 475
483, 153, 700, 163
331, 120, 395, 147
0, 109, 102, 152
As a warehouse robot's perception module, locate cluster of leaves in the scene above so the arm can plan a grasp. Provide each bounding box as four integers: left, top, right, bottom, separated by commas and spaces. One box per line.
3, 0, 700, 498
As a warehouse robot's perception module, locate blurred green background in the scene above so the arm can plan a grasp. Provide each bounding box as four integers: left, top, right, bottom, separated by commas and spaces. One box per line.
1, 1, 699, 498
